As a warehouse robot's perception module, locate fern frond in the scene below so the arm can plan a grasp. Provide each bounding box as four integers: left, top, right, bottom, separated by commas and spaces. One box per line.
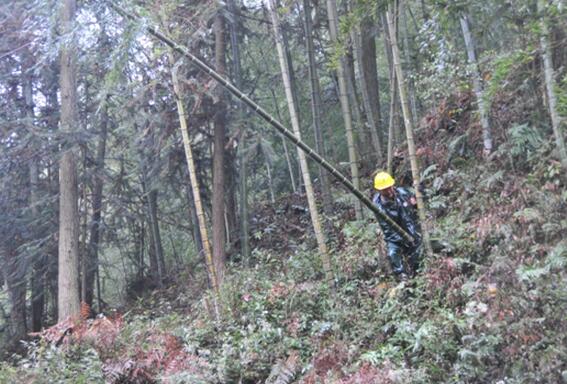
265, 351, 299, 384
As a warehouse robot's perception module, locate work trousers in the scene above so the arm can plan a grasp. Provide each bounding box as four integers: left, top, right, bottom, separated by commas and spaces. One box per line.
387, 241, 421, 275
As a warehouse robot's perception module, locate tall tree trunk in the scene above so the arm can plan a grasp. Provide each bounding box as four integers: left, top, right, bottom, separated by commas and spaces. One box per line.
83, 98, 107, 309
326, 0, 363, 219
386, 2, 433, 257
400, 0, 418, 126
227, 0, 250, 262
387, 67, 399, 175
538, 0, 567, 172
30, 159, 44, 331
212, 12, 227, 284
459, 13, 492, 156
170, 60, 219, 300
24, 48, 44, 331
58, 0, 81, 321
354, 20, 383, 161
382, 11, 399, 174
303, 0, 333, 215
268, 0, 332, 283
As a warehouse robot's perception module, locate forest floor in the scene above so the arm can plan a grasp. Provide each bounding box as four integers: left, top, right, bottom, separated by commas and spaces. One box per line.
2, 92, 567, 383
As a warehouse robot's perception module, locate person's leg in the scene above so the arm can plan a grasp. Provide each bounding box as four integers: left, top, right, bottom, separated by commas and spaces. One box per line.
387, 242, 405, 275
407, 242, 422, 276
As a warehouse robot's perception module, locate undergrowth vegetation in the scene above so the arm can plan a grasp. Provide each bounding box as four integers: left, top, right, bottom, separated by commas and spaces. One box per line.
1, 131, 566, 383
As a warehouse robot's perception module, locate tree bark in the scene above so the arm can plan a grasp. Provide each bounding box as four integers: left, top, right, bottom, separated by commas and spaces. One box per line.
326, 0, 363, 219
460, 13, 492, 156
303, 0, 333, 215
212, 12, 227, 284
58, 0, 81, 321
268, 0, 332, 283
386, 2, 433, 257
538, 0, 567, 172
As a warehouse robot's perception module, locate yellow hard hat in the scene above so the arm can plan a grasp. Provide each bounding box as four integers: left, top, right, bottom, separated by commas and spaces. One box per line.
374, 172, 395, 190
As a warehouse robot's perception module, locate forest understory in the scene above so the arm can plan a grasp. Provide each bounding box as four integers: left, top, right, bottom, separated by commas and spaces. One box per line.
2, 0, 567, 383
2, 90, 566, 383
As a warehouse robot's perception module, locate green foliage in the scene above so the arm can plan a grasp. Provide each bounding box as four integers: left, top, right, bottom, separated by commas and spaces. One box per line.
516, 241, 567, 282
1, 342, 105, 384
485, 50, 534, 99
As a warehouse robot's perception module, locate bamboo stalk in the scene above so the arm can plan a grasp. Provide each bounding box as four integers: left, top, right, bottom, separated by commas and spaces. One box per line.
171, 61, 219, 299
386, 2, 433, 257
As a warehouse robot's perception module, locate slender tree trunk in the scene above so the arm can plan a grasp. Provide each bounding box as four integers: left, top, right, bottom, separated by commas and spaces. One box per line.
269, 87, 298, 193
326, 0, 363, 219
354, 22, 383, 161
400, 0, 418, 126
3, 248, 27, 344
23, 48, 44, 331
170, 60, 219, 299
30, 160, 44, 331
381, 12, 399, 174
268, 0, 332, 283
303, 0, 333, 215
185, 183, 204, 255
538, 0, 567, 172
266, 159, 276, 204
386, 3, 433, 257
212, 12, 227, 284
148, 189, 165, 287
387, 67, 399, 175
58, 0, 81, 321
83, 97, 107, 310
226, 0, 250, 262
460, 13, 492, 156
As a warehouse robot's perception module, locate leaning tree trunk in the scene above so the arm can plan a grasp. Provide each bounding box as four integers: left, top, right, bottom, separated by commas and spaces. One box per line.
170, 59, 219, 301
303, 0, 333, 215
58, 0, 81, 321
386, 2, 433, 257
460, 13, 492, 156
268, 0, 333, 283
326, 0, 363, 219
538, 0, 567, 172
212, 11, 227, 285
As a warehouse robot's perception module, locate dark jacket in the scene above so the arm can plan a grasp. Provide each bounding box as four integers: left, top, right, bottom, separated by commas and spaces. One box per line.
372, 187, 421, 245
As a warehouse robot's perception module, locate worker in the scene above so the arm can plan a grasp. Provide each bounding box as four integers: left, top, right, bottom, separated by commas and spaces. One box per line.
372, 171, 422, 280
